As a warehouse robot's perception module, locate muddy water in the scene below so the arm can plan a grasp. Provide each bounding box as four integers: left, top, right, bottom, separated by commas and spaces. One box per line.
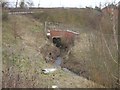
54, 56, 79, 76
55, 57, 62, 66
54, 57, 62, 67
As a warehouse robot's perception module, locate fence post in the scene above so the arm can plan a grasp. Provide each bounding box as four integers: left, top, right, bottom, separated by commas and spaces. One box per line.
44, 21, 47, 36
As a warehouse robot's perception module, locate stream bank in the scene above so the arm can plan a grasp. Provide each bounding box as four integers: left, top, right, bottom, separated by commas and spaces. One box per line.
40, 41, 88, 79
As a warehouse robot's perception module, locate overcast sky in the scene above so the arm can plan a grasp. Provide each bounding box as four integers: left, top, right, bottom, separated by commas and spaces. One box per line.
8, 0, 120, 8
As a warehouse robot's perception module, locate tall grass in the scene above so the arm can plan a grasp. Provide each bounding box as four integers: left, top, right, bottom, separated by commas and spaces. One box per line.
2, 10, 8, 21
31, 8, 101, 29
31, 8, 118, 87
61, 12, 118, 87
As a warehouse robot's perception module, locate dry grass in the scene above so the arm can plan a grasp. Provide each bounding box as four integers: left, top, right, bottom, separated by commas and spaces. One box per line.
62, 30, 118, 87
2, 14, 104, 88
2, 8, 118, 88
31, 8, 101, 29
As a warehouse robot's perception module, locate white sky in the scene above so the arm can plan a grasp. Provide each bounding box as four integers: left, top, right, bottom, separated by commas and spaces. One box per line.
8, 0, 120, 8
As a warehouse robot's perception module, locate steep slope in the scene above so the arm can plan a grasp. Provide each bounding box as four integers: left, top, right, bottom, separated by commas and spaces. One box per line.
2, 15, 103, 88
30, 8, 118, 87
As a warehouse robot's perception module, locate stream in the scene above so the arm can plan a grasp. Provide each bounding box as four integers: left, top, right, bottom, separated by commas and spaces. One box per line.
54, 56, 62, 68
54, 56, 78, 76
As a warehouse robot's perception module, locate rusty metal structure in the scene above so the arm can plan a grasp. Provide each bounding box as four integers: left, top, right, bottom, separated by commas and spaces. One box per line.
45, 21, 79, 48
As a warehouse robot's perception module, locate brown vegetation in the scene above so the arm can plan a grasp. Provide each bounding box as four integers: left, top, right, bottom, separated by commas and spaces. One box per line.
2, 7, 119, 88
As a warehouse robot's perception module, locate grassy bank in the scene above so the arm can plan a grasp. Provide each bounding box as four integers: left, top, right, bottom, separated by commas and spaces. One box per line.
30, 8, 118, 87
2, 13, 104, 88
2, 8, 118, 88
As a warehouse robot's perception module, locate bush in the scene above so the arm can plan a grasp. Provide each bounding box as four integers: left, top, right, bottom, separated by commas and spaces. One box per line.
32, 12, 54, 23
2, 11, 8, 21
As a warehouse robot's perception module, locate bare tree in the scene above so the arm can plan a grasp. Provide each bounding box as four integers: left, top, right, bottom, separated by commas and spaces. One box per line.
19, 0, 25, 8
99, 2, 101, 9
16, 0, 19, 8
0, 0, 8, 8
19, 0, 34, 8
26, 0, 34, 7
38, 0, 40, 7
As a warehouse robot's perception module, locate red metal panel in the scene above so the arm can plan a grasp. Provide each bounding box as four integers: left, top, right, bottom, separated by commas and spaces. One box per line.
50, 30, 75, 39
47, 29, 77, 45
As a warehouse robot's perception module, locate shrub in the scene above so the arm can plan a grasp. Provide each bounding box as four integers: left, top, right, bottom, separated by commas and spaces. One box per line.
32, 12, 54, 23
2, 11, 8, 21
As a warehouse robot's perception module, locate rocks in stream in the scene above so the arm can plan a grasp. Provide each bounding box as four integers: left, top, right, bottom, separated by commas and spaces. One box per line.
42, 68, 57, 74
40, 43, 60, 63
